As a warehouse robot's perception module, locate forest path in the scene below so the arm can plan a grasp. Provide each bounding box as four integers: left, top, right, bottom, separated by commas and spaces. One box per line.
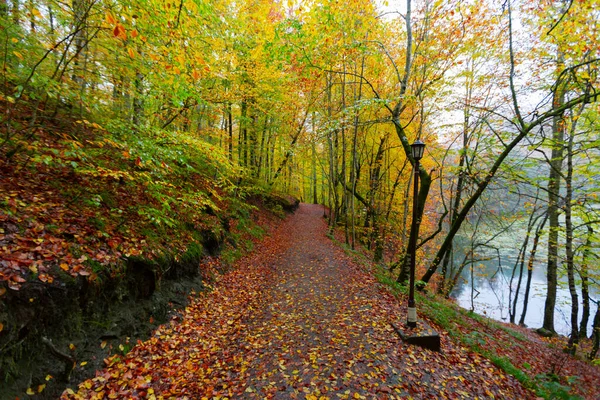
65, 203, 533, 399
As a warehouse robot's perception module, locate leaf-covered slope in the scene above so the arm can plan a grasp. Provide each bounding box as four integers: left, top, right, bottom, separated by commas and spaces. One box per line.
0, 103, 247, 288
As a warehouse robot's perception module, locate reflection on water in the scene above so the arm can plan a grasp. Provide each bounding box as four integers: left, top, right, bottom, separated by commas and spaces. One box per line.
450, 239, 596, 337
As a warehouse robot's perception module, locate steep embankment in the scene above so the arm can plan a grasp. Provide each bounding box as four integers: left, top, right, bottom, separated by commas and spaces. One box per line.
0, 105, 299, 399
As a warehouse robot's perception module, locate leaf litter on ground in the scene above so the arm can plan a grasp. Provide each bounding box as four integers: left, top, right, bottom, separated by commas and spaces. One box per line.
63, 204, 550, 399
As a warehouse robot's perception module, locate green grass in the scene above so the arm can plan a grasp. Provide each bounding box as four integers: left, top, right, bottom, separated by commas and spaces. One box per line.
373, 267, 583, 400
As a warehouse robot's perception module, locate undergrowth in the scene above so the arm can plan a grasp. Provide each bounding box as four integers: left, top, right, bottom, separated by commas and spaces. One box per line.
373, 266, 583, 400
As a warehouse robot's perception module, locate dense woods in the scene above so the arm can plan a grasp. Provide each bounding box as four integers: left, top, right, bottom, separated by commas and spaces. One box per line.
1, 0, 600, 394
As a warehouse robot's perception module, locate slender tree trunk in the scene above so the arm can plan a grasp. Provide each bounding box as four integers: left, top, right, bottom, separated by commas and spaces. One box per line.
227, 102, 233, 161
340, 65, 349, 245
312, 140, 318, 204
350, 50, 365, 250
579, 226, 593, 338
565, 120, 578, 352
589, 302, 600, 361
132, 71, 144, 127
326, 74, 337, 231
510, 209, 540, 323
269, 110, 309, 184
520, 213, 549, 326
509, 241, 528, 324
239, 101, 248, 166
249, 109, 258, 176
257, 116, 268, 178
542, 53, 566, 335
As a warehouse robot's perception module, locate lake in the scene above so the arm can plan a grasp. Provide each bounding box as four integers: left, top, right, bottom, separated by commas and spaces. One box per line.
450, 230, 597, 337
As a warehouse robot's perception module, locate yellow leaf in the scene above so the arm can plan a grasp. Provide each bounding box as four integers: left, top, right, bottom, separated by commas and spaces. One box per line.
100, 340, 107, 349
45, 375, 52, 381
13, 51, 23, 60
10, 38, 18, 43
60, 263, 69, 271
106, 12, 116, 25
128, 48, 136, 58
37, 384, 46, 393
81, 361, 88, 366
69, 343, 75, 350
32, 8, 41, 17
26, 388, 35, 395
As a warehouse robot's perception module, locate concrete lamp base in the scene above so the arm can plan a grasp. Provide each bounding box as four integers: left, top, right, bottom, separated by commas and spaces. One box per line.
392, 320, 441, 352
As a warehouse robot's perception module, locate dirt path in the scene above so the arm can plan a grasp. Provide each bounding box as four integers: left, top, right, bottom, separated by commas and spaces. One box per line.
64, 204, 534, 399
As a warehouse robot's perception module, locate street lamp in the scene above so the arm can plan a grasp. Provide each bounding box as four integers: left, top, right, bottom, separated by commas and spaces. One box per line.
407, 139, 425, 328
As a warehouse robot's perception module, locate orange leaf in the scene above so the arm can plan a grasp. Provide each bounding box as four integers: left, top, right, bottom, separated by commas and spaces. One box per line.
131, 29, 138, 38
60, 263, 69, 271
128, 48, 136, 58
106, 12, 116, 25
0, 322, 3, 333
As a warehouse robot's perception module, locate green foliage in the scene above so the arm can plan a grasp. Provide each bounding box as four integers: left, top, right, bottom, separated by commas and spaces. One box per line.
373, 272, 587, 400
534, 374, 582, 400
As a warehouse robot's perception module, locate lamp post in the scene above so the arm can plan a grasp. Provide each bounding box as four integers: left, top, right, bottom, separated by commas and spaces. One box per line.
407, 139, 425, 328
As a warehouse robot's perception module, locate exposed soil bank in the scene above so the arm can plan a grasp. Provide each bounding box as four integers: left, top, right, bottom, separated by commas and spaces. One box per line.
0, 195, 297, 399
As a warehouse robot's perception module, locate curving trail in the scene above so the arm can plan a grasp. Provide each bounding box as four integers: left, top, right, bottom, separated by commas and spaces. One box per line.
64, 203, 534, 399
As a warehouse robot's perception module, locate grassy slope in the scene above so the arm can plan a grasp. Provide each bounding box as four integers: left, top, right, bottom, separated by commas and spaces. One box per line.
332, 237, 600, 400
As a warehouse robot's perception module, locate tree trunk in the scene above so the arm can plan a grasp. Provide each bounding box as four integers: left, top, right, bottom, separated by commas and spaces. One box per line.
520, 213, 548, 326
132, 71, 144, 127
542, 51, 566, 335
269, 109, 309, 184
565, 113, 578, 353
589, 302, 600, 361
579, 226, 593, 338
510, 208, 541, 323
312, 140, 318, 204
227, 103, 233, 161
